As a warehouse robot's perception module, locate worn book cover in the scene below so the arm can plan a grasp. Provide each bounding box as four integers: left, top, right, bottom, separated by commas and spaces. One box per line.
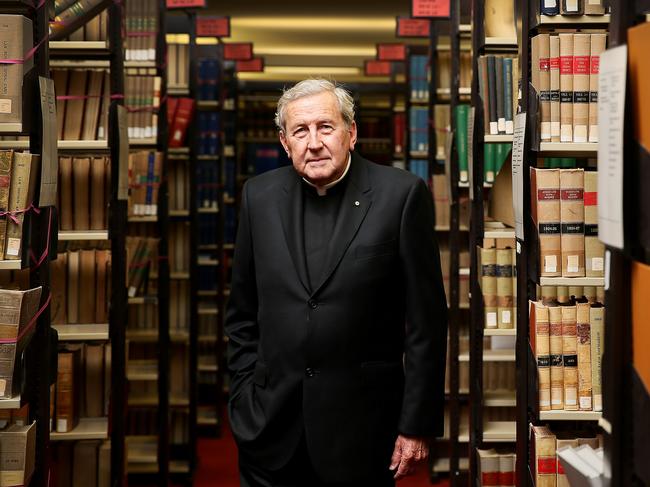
531, 168, 562, 277
584, 0, 605, 15
560, 169, 585, 277
559, 33, 574, 142
550, 35, 561, 142
561, 0, 583, 14
576, 302, 593, 410
73, 157, 91, 230
5, 153, 40, 260
78, 249, 96, 323
589, 304, 604, 412
537, 34, 551, 141
0, 15, 33, 124
51, 252, 67, 324
496, 248, 514, 328
67, 250, 80, 324
531, 302, 551, 411
0, 151, 13, 256
90, 157, 106, 230
531, 425, 557, 486
56, 348, 81, 432
549, 306, 564, 409
561, 305, 579, 411
480, 247, 498, 329
572, 34, 591, 143
584, 171, 604, 277
588, 34, 607, 143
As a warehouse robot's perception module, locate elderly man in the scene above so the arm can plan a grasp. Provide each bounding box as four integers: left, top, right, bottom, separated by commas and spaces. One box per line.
226, 79, 448, 487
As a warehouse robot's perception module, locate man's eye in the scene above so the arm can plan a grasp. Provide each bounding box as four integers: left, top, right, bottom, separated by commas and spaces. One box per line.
293, 128, 306, 137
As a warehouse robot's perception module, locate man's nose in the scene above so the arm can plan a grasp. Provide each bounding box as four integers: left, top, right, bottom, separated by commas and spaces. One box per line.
307, 129, 323, 150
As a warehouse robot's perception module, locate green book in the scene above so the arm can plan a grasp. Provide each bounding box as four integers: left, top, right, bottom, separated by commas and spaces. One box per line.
484, 143, 495, 184
455, 104, 469, 183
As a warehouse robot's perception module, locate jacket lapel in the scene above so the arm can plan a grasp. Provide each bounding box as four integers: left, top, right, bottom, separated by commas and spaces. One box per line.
278, 173, 311, 295
312, 154, 372, 296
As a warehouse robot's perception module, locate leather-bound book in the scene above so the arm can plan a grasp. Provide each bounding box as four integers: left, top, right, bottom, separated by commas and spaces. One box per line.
561, 305, 579, 410
559, 33, 574, 142
531, 168, 562, 276
72, 157, 91, 230
576, 302, 593, 410
4, 153, 39, 260
560, 169, 585, 277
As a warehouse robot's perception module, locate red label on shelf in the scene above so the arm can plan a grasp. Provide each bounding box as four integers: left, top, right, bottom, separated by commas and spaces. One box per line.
166, 0, 206, 8
396, 17, 430, 37
365, 60, 392, 76
412, 0, 450, 18
197, 17, 230, 37
540, 57, 550, 71
574, 55, 590, 74
584, 191, 597, 206
538, 457, 557, 474
590, 56, 600, 75
224, 43, 253, 61
236, 57, 264, 72
377, 43, 406, 61
550, 57, 560, 70
560, 55, 573, 74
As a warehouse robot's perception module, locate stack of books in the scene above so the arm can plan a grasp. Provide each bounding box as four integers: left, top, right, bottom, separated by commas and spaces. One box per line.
479, 246, 517, 330
124, 0, 158, 61
477, 449, 516, 487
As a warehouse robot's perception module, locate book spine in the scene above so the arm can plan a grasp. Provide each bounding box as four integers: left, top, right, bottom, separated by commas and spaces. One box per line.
559, 34, 574, 142
532, 168, 562, 276
584, 171, 604, 277
541, 0, 560, 15
584, 0, 605, 14
549, 306, 564, 409
484, 143, 495, 183
495, 57, 505, 133
487, 55, 498, 135
534, 303, 552, 411
561, 305, 579, 410
456, 105, 469, 183
481, 247, 498, 328
0, 151, 13, 257
556, 439, 579, 487
573, 34, 591, 143
478, 56, 490, 135
533, 426, 557, 482
5, 153, 38, 260
539, 34, 552, 141
576, 302, 593, 410
496, 249, 514, 329
560, 169, 585, 277
588, 34, 607, 142
550, 35, 561, 142
503, 58, 514, 134
56, 351, 79, 433
590, 305, 604, 411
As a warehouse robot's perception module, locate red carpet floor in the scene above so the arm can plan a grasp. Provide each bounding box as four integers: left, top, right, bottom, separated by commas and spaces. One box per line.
194, 422, 449, 487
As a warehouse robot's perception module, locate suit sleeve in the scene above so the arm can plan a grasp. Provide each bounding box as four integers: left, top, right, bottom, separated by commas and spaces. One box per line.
225, 181, 259, 397
397, 178, 448, 437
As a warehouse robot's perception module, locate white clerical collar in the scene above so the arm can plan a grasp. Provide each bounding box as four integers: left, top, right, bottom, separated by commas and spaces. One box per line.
303, 153, 352, 196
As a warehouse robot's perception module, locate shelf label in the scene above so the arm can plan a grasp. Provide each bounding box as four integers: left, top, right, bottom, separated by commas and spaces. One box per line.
166, 0, 206, 8
236, 58, 264, 72
511, 112, 527, 241
411, 0, 450, 18
597, 45, 627, 249
197, 17, 230, 38
39, 76, 58, 207
117, 105, 129, 201
224, 43, 253, 61
365, 60, 392, 76
396, 17, 430, 38
377, 43, 406, 61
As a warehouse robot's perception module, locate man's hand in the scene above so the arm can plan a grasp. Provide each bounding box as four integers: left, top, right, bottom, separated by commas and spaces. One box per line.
389, 434, 429, 480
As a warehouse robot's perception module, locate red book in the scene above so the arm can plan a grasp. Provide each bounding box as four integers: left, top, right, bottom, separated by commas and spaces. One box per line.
394, 113, 405, 155
169, 97, 194, 147
167, 97, 179, 127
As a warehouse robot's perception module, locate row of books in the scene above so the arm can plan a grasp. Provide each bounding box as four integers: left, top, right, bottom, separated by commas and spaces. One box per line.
532, 32, 607, 143
198, 111, 221, 155
197, 58, 220, 101
531, 426, 603, 487
531, 300, 604, 412
168, 97, 194, 148
539, 0, 606, 16
0, 151, 40, 261
0, 16, 32, 126
408, 53, 472, 102
125, 75, 161, 141
440, 241, 470, 308
244, 144, 287, 175
198, 313, 217, 337
409, 107, 429, 154
484, 143, 512, 184
128, 151, 162, 217
437, 51, 472, 94
126, 410, 189, 445
170, 281, 190, 332
53, 69, 109, 141
51, 250, 111, 325
169, 162, 190, 213
476, 449, 516, 487
50, 0, 105, 38
126, 236, 158, 298
59, 156, 109, 232
479, 247, 518, 330
124, 0, 158, 61
408, 160, 429, 181
168, 43, 189, 89
169, 222, 190, 274
240, 101, 278, 140
60, 8, 108, 42
531, 168, 604, 278
197, 160, 220, 210
198, 214, 218, 247
477, 56, 518, 135
53, 440, 110, 487
432, 174, 471, 229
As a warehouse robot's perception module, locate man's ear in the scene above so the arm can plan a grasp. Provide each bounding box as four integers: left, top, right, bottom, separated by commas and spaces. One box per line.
279, 131, 291, 156
348, 121, 358, 151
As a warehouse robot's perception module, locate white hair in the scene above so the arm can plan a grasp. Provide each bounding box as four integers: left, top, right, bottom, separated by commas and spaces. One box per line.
274, 78, 355, 131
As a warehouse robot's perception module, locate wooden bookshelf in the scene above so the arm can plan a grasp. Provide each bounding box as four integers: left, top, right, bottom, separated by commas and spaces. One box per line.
484, 134, 514, 143
538, 276, 605, 287
58, 230, 109, 241
484, 391, 517, 407
0, 395, 21, 410
538, 142, 598, 154
483, 328, 517, 336
50, 418, 109, 442
483, 421, 516, 442
538, 411, 602, 421
53, 324, 109, 341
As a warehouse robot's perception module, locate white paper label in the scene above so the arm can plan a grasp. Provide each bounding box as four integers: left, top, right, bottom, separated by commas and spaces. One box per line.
604, 249, 611, 291
551, 121, 561, 137
502, 310, 512, 324
588, 124, 598, 143
541, 121, 551, 141
0, 99, 11, 114
552, 397, 562, 406
498, 118, 506, 132
511, 112, 527, 240
5, 238, 20, 256
486, 312, 498, 328
589, 0, 600, 4
57, 419, 67, 432
566, 0, 578, 11
580, 397, 592, 410
592, 257, 604, 271
567, 255, 579, 273
545, 255, 557, 273
505, 120, 514, 134
574, 125, 588, 143
0, 378, 5, 396
565, 390, 577, 406
489, 121, 498, 135
544, 0, 557, 6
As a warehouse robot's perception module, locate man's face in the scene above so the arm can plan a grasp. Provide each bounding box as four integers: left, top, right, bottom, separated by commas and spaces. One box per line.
279, 91, 357, 186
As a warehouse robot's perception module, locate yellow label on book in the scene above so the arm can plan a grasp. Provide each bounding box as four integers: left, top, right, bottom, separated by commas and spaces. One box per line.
0, 99, 11, 114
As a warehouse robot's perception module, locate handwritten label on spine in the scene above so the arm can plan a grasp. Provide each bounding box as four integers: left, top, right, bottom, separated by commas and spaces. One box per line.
224, 43, 253, 61
396, 17, 430, 37
377, 44, 406, 61
412, 0, 450, 18
197, 17, 230, 38
511, 112, 527, 240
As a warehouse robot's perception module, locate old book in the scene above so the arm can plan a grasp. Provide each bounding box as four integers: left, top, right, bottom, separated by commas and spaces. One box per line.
78, 249, 96, 323
90, 157, 106, 230
59, 156, 73, 230
531, 425, 557, 486
495, 56, 505, 133
0, 422, 35, 486
56, 348, 81, 432
549, 306, 564, 409
0, 150, 13, 256
561, 305, 579, 411
81, 70, 104, 140
588, 34, 607, 142
73, 157, 91, 230
169, 97, 194, 147
85, 344, 104, 417
481, 247, 498, 329
485, 0, 516, 38
103, 342, 111, 416
496, 249, 514, 328
550, 35, 561, 142
541, 0, 560, 15
53, 70, 69, 140
589, 304, 604, 411
531, 301, 551, 411
576, 302, 593, 410
572, 34, 591, 143
95, 250, 108, 323
561, 0, 583, 14
478, 56, 490, 134
51, 252, 67, 324
503, 57, 514, 134
499, 452, 516, 487
72, 440, 100, 487
67, 250, 80, 324
556, 438, 579, 487
85, 9, 101, 40
0, 15, 33, 125
537, 34, 551, 141
583, 171, 604, 277
477, 448, 499, 486
63, 70, 87, 140
487, 55, 498, 135
584, 0, 605, 14
531, 168, 561, 276
560, 169, 585, 277
559, 33, 574, 142
98, 441, 111, 487
5, 153, 40, 260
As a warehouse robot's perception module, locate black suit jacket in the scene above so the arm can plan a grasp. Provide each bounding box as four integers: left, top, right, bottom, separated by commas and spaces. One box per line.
225, 153, 448, 482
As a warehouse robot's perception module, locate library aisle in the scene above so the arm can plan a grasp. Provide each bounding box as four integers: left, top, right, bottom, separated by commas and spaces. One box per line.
0, 0, 647, 486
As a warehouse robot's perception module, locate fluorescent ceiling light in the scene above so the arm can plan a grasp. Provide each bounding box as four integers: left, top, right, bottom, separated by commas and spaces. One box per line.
232, 17, 395, 31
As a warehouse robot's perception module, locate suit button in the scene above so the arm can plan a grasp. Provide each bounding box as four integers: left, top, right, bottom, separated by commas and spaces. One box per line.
308, 299, 318, 309
305, 368, 317, 378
